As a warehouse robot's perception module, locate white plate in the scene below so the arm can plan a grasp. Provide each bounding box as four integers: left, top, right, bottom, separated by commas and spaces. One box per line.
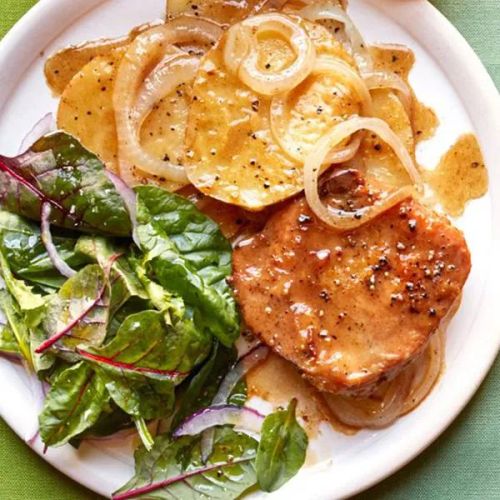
0, 0, 499, 498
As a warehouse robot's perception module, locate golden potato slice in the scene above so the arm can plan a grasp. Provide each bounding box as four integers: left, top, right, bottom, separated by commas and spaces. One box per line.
185, 19, 359, 209
360, 89, 414, 188
57, 52, 122, 173
45, 22, 159, 95
369, 44, 415, 81
57, 47, 189, 190
186, 39, 297, 209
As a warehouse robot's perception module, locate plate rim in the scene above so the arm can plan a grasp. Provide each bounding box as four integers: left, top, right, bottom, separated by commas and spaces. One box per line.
0, 0, 499, 498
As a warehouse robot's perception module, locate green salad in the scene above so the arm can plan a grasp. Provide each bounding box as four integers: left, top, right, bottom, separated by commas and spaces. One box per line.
0, 132, 308, 498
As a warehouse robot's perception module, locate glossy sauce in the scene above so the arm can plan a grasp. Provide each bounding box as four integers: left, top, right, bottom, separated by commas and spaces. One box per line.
360, 45, 439, 190
44, 22, 159, 95
425, 134, 488, 216
247, 353, 354, 437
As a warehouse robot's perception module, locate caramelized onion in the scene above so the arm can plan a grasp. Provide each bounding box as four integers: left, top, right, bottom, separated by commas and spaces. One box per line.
271, 57, 372, 163
402, 331, 444, 414
326, 372, 412, 429
364, 71, 413, 116
114, 19, 222, 183
304, 116, 421, 230
300, 2, 372, 73
326, 331, 444, 428
223, 13, 316, 96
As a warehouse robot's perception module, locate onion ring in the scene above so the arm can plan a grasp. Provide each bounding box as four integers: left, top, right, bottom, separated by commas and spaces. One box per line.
271, 57, 372, 163
326, 331, 444, 428
304, 116, 421, 230
223, 12, 316, 96
364, 70, 413, 117
114, 18, 222, 183
300, 1, 372, 73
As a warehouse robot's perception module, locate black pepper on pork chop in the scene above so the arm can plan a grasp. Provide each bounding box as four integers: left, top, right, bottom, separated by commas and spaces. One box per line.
232, 170, 470, 395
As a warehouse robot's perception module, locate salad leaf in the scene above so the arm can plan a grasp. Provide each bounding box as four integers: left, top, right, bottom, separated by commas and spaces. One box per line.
76, 236, 147, 315
0, 250, 45, 312
0, 132, 131, 236
135, 186, 240, 347
114, 428, 258, 500
79, 310, 209, 377
72, 401, 133, 445
0, 210, 87, 289
94, 368, 175, 422
255, 399, 308, 492
39, 264, 110, 353
78, 311, 192, 422
39, 361, 109, 447
172, 343, 245, 429
0, 291, 29, 361
0, 323, 20, 357
106, 297, 148, 341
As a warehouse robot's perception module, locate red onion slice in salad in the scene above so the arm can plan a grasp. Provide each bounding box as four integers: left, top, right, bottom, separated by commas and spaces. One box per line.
213, 344, 269, 405
104, 170, 139, 247
40, 202, 77, 278
18, 113, 56, 154
173, 405, 265, 438
201, 344, 269, 461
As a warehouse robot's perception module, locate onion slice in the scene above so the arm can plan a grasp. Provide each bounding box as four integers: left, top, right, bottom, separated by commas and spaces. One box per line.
364, 71, 413, 117
173, 405, 265, 438
271, 57, 372, 163
40, 203, 76, 278
134, 54, 199, 125
201, 344, 269, 461
300, 2, 372, 73
114, 19, 222, 183
223, 13, 316, 96
326, 331, 444, 428
213, 345, 270, 405
304, 116, 421, 231
18, 113, 55, 154
105, 171, 139, 246
402, 331, 444, 414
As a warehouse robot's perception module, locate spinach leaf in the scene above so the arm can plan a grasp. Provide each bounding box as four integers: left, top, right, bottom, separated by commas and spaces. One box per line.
77, 310, 201, 423
0, 290, 31, 364
79, 310, 209, 377
72, 401, 133, 445
0, 132, 131, 236
39, 361, 109, 447
114, 428, 258, 500
0, 210, 87, 288
106, 297, 148, 341
172, 343, 245, 429
40, 264, 110, 353
95, 368, 175, 422
0, 322, 20, 357
135, 186, 239, 347
76, 236, 147, 315
0, 250, 45, 312
255, 399, 308, 492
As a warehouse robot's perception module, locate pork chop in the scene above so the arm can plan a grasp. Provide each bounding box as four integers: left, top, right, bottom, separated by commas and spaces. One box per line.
232, 170, 471, 395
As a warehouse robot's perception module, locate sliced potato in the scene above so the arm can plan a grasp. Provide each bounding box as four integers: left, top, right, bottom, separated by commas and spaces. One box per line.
360, 89, 414, 188
57, 51, 122, 173
45, 22, 160, 95
185, 19, 359, 209
57, 47, 189, 190
369, 44, 416, 81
